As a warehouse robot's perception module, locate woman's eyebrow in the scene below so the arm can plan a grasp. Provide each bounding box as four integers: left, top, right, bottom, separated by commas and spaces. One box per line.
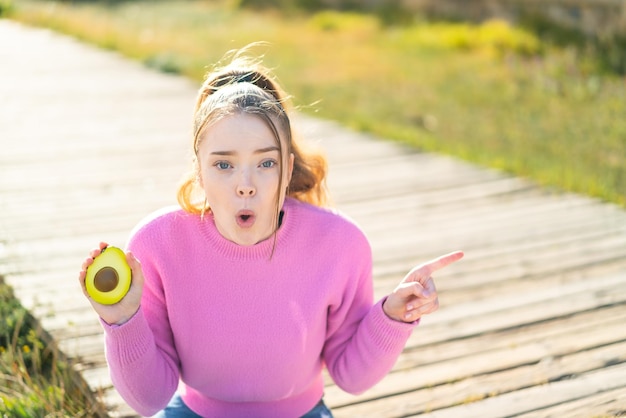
210, 150, 235, 156
254, 146, 279, 154
209, 146, 278, 156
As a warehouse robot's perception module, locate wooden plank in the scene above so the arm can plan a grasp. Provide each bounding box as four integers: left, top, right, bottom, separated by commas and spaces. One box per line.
324, 305, 626, 408
371, 229, 626, 291
323, 302, 626, 385
413, 363, 626, 418
356, 195, 625, 242
332, 340, 626, 417
405, 272, 626, 347
515, 387, 626, 418
372, 235, 626, 300
366, 206, 626, 259
395, 304, 626, 371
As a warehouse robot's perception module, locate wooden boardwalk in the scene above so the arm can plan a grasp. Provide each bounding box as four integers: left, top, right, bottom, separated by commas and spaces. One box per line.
2, 19, 626, 417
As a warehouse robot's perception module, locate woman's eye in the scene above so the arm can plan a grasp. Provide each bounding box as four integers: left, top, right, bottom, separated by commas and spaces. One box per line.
261, 160, 276, 168
215, 161, 231, 170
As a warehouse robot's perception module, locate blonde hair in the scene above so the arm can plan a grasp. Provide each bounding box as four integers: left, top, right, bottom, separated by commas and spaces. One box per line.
177, 48, 329, 215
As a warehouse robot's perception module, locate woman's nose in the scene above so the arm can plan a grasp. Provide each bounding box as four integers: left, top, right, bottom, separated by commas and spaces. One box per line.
236, 173, 256, 197
237, 185, 255, 196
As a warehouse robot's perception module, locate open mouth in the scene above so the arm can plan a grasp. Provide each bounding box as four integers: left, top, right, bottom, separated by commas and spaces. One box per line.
236, 210, 256, 228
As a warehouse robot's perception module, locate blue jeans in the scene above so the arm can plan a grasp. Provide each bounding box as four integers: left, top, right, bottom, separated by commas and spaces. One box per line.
153, 393, 333, 418
300, 399, 334, 418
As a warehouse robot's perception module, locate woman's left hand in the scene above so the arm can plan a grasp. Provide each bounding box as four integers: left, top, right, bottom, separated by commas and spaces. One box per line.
383, 251, 464, 323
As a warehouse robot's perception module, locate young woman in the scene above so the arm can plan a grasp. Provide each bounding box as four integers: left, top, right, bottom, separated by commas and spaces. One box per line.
79, 50, 463, 418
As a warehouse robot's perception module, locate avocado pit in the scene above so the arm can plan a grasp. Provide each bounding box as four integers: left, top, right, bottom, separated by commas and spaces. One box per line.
94, 267, 119, 293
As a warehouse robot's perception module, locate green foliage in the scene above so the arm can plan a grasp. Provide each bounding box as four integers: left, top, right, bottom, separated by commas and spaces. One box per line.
0, 0, 14, 17
309, 10, 379, 33
295, 0, 326, 12
144, 51, 182, 74
373, 1, 414, 26
231, 0, 413, 23
0, 283, 46, 372
520, 13, 626, 75
234, 0, 325, 12
235, 0, 284, 10
396, 19, 541, 55
0, 281, 102, 417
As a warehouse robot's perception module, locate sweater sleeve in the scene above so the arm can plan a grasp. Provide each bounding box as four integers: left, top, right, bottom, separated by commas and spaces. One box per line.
103, 307, 179, 416
321, 230, 418, 395
102, 229, 181, 416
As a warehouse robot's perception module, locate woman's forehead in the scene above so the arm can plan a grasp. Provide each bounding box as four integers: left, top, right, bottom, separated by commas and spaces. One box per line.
199, 113, 287, 154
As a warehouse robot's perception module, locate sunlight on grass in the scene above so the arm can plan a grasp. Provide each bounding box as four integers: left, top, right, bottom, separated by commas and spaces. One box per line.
309, 10, 379, 34
7, 0, 626, 207
397, 19, 540, 56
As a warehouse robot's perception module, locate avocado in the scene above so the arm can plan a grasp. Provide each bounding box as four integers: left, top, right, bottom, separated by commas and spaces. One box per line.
85, 246, 132, 305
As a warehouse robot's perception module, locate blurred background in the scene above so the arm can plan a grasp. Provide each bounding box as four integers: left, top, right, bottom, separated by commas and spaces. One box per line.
2, 0, 624, 206
1, 0, 625, 416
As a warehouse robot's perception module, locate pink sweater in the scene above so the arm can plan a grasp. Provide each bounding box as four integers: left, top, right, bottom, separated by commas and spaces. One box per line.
103, 198, 417, 417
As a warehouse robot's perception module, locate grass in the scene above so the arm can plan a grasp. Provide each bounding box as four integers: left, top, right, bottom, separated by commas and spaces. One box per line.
0, 279, 105, 417
5, 0, 626, 207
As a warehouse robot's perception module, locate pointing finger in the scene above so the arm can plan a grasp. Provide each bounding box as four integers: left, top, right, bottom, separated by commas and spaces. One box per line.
414, 250, 464, 277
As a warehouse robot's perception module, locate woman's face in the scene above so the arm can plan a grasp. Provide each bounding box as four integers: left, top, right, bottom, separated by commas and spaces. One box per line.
197, 113, 294, 246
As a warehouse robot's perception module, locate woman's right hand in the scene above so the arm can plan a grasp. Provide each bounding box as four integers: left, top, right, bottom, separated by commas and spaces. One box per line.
78, 242, 144, 326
